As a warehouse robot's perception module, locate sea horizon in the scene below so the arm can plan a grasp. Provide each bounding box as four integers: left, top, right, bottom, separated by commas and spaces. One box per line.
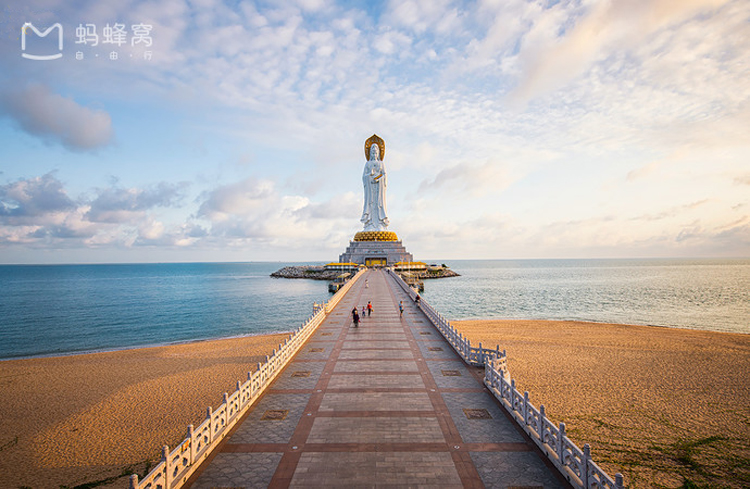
1, 256, 748, 266
1, 258, 747, 361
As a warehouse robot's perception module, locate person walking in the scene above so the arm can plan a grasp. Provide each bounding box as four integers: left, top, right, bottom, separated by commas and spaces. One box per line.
399, 300, 404, 317
352, 307, 360, 328
362, 305, 366, 317
367, 301, 373, 316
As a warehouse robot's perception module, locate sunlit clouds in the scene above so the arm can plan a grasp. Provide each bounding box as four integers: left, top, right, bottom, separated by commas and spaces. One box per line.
0, 0, 748, 262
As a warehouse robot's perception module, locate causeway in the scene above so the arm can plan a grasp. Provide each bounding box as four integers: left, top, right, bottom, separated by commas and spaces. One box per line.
186, 269, 568, 488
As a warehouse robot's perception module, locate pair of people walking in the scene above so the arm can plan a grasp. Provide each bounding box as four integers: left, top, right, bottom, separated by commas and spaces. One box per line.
351, 307, 360, 327
352, 301, 373, 327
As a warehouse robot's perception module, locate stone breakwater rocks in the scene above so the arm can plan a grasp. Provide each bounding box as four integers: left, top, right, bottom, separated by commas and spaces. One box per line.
270, 266, 342, 280
271, 266, 460, 280
412, 269, 460, 279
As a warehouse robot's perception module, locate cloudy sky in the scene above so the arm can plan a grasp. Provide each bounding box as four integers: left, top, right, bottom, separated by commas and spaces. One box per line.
0, 0, 748, 264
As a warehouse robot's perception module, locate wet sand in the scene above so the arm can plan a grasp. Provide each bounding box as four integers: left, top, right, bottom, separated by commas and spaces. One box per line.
1, 321, 748, 488
453, 320, 750, 488
0, 334, 288, 489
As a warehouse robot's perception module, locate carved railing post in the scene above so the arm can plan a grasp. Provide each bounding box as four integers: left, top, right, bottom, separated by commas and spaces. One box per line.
558, 422, 566, 461
523, 391, 530, 424
583, 443, 591, 487
187, 425, 195, 465
539, 405, 546, 442
616, 473, 624, 489
206, 407, 213, 443
485, 355, 493, 385
162, 445, 170, 488
223, 392, 230, 424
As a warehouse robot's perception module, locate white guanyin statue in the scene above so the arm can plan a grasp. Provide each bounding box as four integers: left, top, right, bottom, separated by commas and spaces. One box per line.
361, 135, 390, 231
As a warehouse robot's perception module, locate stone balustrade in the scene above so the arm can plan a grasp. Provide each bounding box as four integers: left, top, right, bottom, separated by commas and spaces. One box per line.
387, 268, 507, 369
129, 269, 365, 489
386, 268, 624, 489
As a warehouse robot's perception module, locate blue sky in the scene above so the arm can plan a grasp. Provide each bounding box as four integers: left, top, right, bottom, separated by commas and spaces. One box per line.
0, 0, 748, 263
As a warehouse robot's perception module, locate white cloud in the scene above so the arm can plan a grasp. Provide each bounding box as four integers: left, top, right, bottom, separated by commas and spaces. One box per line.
417, 160, 511, 197
510, 0, 733, 103
373, 30, 412, 55
0, 173, 77, 225
86, 183, 186, 223
0, 175, 191, 248
295, 0, 327, 13
0, 85, 113, 151
197, 178, 276, 222
385, 0, 461, 34
39, 207, 99, 240
456, 0, 537, 73
137, 217, 165, 240
197, 176, 360, 247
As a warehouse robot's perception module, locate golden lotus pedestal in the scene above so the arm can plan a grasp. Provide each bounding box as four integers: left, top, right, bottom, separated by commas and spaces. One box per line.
353, 231, 399, 242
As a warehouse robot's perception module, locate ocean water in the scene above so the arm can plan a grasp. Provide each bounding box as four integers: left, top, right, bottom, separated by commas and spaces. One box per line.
420, 259, 749, 335
0, 259, 747, 360
0, 263, 330, 360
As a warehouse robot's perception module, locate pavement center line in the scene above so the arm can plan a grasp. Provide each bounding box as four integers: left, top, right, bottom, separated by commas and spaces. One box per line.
266, 270, 369, 488
383, 270, 486, 489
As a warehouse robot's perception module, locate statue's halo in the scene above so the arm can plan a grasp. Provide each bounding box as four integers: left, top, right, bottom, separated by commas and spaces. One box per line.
364, 134, 385, 161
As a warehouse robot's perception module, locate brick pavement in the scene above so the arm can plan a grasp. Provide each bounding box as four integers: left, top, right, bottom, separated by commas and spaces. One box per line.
186, 269, 568, 488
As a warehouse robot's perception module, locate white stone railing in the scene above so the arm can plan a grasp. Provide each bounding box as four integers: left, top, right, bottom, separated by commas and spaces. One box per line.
129, 269, 365, 489
325, 269, 361, 313
386, 268, 624, 489
484, 355, 624, 488
386, 268, 506, 369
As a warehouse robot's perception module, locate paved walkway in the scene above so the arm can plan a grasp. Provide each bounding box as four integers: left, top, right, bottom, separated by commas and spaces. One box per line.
187, 269, 567, 488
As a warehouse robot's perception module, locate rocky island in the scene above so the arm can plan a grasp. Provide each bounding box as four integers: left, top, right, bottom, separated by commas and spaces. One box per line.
270, 264, 459, 280
270, 265, 342, 280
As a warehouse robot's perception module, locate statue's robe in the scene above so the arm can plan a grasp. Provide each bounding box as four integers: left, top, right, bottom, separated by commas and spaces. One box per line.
361, 157, 389, 231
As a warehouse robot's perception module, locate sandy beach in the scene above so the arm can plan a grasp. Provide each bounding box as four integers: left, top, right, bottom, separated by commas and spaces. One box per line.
0, 334, 289, 489
453, 320, 750, 488
1, 321, 748, 488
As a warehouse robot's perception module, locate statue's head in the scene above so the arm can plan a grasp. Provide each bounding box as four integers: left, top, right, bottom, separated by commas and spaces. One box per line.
364, 134, 385, 161
369, 143, 380, 160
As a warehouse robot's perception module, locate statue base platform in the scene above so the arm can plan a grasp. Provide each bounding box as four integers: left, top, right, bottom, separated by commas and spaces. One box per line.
339, 234, 413, 267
